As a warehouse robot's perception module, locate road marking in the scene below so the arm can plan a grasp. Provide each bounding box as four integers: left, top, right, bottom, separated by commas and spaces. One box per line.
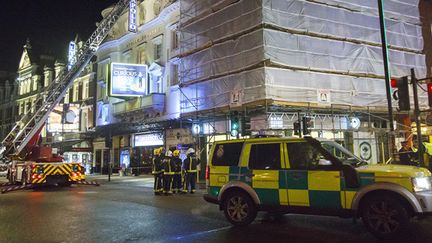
76, 191, 99, 194
172, 226, 231, 240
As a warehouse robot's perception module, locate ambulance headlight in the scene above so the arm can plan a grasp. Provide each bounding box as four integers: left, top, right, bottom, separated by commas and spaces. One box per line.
412, 177, 432, 192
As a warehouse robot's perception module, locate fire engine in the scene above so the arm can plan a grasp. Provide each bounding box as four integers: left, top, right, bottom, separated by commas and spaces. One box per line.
0, 0, 132, 192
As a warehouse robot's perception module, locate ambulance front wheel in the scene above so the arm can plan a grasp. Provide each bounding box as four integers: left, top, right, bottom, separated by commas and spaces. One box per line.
361, 194, 410, 240
223, 191, 257, 226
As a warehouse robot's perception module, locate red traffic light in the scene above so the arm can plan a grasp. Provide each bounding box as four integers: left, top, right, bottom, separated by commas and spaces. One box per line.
390, 78, 398, 88
428, 83, 432, 94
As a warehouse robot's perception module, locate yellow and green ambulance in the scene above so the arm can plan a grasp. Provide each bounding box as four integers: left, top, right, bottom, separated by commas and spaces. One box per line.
204, 137, 432, 239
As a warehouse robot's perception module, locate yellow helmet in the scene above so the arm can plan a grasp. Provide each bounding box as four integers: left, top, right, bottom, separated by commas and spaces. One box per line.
173, 150, 180, 157
153, 148, 161, 156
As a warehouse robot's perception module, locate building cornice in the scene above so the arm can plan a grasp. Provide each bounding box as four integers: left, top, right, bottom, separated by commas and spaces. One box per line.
98, 1, 179, 54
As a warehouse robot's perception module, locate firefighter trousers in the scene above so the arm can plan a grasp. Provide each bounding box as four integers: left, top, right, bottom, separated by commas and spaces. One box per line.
183, 172, 197, 193
163, 174, 173, 194
153, 173, 163, 193
173, 173, 182, 192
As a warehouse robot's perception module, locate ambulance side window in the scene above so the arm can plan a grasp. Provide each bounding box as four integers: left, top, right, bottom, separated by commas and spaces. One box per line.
248, 143, 281, 170
212, 142, 244, 166
287, 142, 331, 169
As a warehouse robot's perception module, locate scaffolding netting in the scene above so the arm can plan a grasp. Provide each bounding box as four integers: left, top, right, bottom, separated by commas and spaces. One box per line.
179, 0, 427, 113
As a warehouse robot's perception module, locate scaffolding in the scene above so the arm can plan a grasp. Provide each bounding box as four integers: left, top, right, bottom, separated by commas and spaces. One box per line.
177, 0, 428, 115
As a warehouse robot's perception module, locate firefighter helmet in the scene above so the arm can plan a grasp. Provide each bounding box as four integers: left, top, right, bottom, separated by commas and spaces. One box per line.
153, 148, 161, 156
186, 148, 195, 156
166, 150, 173, 157
173, 150, 180, 157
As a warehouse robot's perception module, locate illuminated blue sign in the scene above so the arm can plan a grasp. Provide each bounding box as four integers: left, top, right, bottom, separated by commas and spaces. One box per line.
109, 63, 148, 97
68, 41, 76, 70
128, 0, 137, 33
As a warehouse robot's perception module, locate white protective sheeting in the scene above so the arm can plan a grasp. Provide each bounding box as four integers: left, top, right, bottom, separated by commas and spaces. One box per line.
179, 0, 427, 112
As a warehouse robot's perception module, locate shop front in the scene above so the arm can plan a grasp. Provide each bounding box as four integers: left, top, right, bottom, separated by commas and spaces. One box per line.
131, 132, 164, 175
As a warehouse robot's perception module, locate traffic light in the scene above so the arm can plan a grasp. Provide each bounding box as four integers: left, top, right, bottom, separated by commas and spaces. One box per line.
293, 121, 300, 136
302, 117, 312, 135
391, 76, 410, 111
230, 112, 239, 137
428, 83, 432, 107
241, 115, 251, 136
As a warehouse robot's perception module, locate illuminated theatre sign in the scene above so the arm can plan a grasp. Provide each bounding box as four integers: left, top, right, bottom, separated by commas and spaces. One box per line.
108, 62, 148, 97
68, 41, 76, 71
128, 0, 137, 33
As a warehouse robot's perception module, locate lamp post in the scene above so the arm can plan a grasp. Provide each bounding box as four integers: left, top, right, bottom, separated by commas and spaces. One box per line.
377, 0, 396, 158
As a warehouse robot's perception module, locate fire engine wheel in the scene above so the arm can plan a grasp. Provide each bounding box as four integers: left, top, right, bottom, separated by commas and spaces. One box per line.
21, 171, 27, 186
223, 191, 257, 226
59, 182, 72, 187
8, 170, 16, 185
361, 195, 410, 240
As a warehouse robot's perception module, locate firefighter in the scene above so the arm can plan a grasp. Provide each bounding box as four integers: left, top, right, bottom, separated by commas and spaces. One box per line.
183, 148, 200, 193
172, 150, 182, 193
152, 148, 163, 195
163, 150, 175, 195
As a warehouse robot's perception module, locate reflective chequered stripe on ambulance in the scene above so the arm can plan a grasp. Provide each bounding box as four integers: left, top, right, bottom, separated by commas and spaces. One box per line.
209, 167, 414, 209
31, 163, 82, 184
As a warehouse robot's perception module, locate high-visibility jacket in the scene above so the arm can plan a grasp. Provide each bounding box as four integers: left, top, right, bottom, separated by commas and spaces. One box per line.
152, 156, 163, 174
163, 157, 176, 175
172, 157, 182, 174
183, 155, 200, 173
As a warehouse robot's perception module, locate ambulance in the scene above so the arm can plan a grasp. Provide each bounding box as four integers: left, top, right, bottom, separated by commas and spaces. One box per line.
204, 136, 432, 239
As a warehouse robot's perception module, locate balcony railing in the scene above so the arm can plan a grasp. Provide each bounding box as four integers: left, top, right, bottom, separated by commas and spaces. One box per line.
112, 93, 165, 115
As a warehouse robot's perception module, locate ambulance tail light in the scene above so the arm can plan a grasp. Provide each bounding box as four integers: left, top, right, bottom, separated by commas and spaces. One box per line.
205, 165, 210, 180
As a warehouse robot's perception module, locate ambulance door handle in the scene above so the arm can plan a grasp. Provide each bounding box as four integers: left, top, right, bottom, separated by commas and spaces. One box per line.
245, 173, 255, 178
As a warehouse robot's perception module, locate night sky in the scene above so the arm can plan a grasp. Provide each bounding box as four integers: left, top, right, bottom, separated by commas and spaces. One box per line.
0, 0, 118, 73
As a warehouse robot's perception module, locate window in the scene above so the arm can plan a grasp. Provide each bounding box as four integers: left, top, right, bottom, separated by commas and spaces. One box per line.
78, 82, 83, 100
73, 84, 79, 102
287, 142, 332, 170
32, 79, 38, 91
25, 101, 31, 114
154, 43, 162, 60
170, 63, 179, 85
171, 30, 179, 50
19, 103, 24, 115
211, 142, 243, 166
248, 143, 281, 170
138, 49, 146, 64
64, 90, 70, 104
83, 81, 89, 99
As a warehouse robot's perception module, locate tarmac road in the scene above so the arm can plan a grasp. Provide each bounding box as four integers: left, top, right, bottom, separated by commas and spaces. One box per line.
1, 175, 432, 243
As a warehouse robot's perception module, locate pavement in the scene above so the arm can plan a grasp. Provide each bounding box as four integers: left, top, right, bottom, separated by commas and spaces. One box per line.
85, 173, 207, 189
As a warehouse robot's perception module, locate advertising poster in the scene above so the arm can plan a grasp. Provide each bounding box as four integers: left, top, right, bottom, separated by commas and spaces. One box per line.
109, 62, 148, 97
120, 150, 130, 168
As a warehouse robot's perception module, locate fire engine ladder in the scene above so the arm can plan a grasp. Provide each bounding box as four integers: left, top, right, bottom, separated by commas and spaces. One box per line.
0, 0, 131, 158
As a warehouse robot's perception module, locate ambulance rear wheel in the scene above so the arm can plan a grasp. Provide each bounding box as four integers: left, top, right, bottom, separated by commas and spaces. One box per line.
223, 191, 257, 226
